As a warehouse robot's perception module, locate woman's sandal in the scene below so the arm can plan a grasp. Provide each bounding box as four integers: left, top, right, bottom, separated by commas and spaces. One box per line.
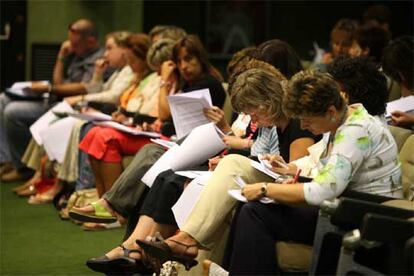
86, 245, 153, 275
69, 201, 117, 223
136, 239, 198, 271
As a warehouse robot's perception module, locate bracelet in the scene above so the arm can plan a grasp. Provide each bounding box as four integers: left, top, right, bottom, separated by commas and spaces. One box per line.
58, 56, 66, 63
260, 183, 268, 197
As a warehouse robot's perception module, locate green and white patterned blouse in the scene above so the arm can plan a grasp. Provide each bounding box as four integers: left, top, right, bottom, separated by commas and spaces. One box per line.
303, 104, 402, 205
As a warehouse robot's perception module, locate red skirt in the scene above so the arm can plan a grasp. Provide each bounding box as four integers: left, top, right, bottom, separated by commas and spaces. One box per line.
79, 126, 151, 162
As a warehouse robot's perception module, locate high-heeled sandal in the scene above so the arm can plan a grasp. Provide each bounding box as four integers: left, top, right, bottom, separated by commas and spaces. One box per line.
86, 245, 153, 275
136, 239, 198, 270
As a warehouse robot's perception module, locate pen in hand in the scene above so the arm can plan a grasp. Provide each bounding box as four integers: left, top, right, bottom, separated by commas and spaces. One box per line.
293, 169, 302, 183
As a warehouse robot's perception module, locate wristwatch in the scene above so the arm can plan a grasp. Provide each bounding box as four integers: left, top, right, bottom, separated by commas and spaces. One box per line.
260, 183, 268, 197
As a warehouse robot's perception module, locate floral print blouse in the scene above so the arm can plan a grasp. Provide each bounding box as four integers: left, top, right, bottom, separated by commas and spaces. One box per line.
303, 104, 402, 205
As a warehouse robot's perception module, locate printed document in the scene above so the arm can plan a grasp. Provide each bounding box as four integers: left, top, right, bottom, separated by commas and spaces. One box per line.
170, 123, 226, 171
40, 117, 77, 163
172, 173, 212, 228
93, 121, 161, 138
6, 81, 50, 99
168, 89, 212, 138
30, 101, 74, 145
68, 111, 112, 121
141, 145, 180, 187
386, 95, 414, 118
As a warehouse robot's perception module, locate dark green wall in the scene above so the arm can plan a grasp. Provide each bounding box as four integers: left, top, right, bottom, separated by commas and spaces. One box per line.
26, 0, 144, 78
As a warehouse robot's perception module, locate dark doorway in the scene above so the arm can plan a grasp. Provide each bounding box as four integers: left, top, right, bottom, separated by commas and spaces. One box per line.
1, 1, 27, 91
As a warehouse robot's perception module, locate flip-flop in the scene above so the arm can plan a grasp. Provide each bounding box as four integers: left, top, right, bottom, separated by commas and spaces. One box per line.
69, 201, 117, 223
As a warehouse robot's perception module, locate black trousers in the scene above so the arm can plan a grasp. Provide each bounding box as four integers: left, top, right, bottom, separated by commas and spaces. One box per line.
140, 169, 188, 225
229, 202, 319, 275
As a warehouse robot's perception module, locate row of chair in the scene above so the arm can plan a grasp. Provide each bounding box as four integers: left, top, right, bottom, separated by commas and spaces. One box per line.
276, 125, 414, 275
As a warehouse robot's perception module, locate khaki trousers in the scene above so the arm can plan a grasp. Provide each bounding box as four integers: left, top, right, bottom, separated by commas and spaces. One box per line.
182, 154, 274, 248
21, 138, 45, 171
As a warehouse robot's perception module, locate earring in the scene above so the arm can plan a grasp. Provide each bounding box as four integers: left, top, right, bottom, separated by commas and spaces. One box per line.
330, 117, 336, 122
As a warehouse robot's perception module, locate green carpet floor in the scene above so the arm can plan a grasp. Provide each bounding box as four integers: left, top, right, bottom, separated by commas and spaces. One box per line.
0, 181, 125, 275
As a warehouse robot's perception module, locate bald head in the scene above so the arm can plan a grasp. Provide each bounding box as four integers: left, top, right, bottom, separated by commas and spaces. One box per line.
68, 18, 99, 56
69, 18, 98, 39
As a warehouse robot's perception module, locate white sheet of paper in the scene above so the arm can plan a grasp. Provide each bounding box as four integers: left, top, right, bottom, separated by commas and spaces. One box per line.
68, 111, 112, 121
150, 138, 178, 149
168, 89, 212, 139
7, 81, 50, 99
170, 123, 226, 171
29, 101, 74, 145
175, 170, 211, 179
386, 95, 414, 118
93, 121, 161, 138
141, 145, 180, 187
228, 189, 276, 204
172, 173, 212, 228
250, 160, 284, 180
40, 117, 77, 163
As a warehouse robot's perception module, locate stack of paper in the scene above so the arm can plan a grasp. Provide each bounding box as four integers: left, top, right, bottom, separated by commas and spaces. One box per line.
40, 117, 78, 163
386, 95, 414, 118
29, 101, 74, 145
93, 121, 161, 138
168, 89, 212, 139
172, 173, 212, 228
68, 111, 112, 121
6, 81, 50, 99
141, 123, 226, 187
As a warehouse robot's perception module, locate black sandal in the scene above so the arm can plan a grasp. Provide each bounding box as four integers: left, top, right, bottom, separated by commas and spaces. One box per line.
136, 239, 198, 271
86, 245, 153, 275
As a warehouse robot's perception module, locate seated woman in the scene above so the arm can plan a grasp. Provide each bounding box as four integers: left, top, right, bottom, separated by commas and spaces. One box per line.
218, 69, 402, 275
314, 18, 358, 70
382, 36, 414, 129
78, 33, 158, 198
137, 69, 402, 273
348, 22, 391, 64
130, 64, 320, 266
70, 35, 226, 222
13, 31, 136, 198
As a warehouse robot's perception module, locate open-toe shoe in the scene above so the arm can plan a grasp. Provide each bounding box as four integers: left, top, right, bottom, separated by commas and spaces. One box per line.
86, 245, 153, 275
69, 201, 117, 223
136, 239, 198, 271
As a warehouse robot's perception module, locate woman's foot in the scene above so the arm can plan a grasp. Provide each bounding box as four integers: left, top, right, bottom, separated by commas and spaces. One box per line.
28, 181, 62, 205
136, 232, 199, 270
70, 198, 125, 224
0, 162, 14, 176
12, 171, 41, 193
105, 243, 141, 260
86, 244, 153, 275
163, 232, 198, 259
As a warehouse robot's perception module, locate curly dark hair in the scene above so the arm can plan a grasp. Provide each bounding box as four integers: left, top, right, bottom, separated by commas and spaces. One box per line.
284, 70, 345, 117
328, 56, 387, 116
382, 36, 414, 90
354, 22, 391, 63
250, 39, 303, 79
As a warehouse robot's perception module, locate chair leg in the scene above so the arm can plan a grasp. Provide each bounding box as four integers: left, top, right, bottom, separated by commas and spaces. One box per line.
336, 230, 384, 276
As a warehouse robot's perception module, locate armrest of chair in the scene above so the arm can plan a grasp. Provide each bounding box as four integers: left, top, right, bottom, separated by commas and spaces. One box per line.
340, 190, 394, 204
360, 213, 414, 243
330, 198, 414, 230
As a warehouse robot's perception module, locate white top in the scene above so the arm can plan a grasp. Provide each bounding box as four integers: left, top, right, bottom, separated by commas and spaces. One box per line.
84, 66, 135, 104
302, 104, 402, 205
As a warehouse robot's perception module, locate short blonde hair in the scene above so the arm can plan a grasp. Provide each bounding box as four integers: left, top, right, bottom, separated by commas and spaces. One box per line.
284, 70, 345, 117
146, 38, 175, 71
106, 31, 131, 48
230, 64, 287, 122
